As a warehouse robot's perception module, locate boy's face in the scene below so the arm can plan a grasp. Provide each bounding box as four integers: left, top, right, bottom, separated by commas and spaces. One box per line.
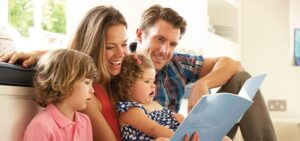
137, 20, 181, 71
65, 78, 94, 111
129, 68, 156, 105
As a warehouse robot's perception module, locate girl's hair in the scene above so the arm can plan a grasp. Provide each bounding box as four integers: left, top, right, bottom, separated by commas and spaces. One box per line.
69, 5, 127, 84
111, 54, 154, 102
139, 4, 186, 38
33, 49, 99, 107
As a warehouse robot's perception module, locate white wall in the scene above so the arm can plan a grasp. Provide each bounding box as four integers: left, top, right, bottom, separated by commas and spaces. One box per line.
66, 0, 208, 50
241, 0, 300, 120
66, 0, 241, 60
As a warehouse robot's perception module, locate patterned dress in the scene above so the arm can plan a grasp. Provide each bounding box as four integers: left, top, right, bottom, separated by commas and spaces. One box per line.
117, 102, 180, 141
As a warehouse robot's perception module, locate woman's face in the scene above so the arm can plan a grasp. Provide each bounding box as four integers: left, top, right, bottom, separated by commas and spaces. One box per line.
105, 24, 128, 76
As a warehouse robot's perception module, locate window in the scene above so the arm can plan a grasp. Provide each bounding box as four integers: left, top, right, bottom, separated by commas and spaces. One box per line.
7, 0, 67, 51
9, 0, 66, 37
42, 0, 66, 34
8, 0, 34, 37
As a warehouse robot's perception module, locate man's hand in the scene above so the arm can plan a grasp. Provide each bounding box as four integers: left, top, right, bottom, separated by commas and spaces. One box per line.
187, 80, 209, 112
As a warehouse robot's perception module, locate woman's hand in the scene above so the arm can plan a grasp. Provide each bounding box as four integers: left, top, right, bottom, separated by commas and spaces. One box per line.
155, 132, 199, 141
0, 51, 36, 67
184, 132, 199, 141
0, 50, 47, 67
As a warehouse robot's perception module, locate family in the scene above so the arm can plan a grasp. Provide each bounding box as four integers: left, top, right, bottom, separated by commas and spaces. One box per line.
0, 4, 277, 141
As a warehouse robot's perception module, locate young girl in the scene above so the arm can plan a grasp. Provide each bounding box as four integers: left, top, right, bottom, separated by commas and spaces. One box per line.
112, 54, 232, 141
23, 49, 98, 141
111, 54, 184, 140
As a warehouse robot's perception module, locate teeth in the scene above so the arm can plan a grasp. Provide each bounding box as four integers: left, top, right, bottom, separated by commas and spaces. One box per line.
109, 60, 122, 65
153, 54, 164, 60
157, 56, 164, 60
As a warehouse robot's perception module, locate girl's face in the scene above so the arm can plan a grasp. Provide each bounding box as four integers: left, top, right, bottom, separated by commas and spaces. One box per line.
105, 24, 128, 76
65, 78, 94, 111
129, 68, 156, 105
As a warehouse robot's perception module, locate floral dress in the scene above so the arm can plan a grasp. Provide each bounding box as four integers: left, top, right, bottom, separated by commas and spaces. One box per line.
117, 102, 180, 141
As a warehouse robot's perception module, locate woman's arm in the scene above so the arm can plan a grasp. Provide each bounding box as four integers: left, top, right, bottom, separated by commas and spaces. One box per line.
0, 50, 47, 67
119, 107, 174, 138
81, 94, 117, 141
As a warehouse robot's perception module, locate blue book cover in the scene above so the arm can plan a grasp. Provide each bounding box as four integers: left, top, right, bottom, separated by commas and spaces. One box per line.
170, 74, 267, 141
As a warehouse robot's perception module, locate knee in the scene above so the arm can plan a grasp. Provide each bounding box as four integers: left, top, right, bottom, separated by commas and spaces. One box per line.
229, 71, 252, 84
232, 71, 251, 80
218, 71, 251, 93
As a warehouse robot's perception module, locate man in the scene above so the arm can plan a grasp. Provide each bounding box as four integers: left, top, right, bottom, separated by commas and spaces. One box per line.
135, 5, 277, 141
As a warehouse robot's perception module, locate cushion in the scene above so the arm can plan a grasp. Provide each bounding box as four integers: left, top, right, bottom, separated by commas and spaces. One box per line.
0, 62, 36, 87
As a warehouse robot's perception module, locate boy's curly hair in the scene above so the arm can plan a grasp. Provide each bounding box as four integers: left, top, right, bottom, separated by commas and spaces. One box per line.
111, 54, 154, 102
33, 49, 99, 107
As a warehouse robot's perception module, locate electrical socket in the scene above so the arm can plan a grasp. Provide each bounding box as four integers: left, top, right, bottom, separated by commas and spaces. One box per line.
268, 100, 286, 111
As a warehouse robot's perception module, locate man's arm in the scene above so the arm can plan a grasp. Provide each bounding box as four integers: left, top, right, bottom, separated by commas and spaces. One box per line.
0, 50, 47, 67
188, 57, 243, 111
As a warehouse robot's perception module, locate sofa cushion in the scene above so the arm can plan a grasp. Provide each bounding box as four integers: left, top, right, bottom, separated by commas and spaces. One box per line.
0, 62, 36, 87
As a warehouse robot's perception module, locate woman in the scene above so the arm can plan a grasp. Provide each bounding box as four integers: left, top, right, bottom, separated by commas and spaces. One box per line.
0, 5, 198, 141
68, 6, 128, 141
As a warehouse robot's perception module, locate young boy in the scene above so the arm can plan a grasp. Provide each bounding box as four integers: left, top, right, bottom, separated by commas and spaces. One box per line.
23, 49, 98, 141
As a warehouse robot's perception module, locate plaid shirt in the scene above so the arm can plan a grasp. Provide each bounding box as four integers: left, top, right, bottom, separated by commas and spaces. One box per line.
154, 53, 204, 112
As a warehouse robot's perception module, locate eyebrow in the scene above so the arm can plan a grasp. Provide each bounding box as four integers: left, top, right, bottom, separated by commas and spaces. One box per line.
157, 35, 178, 46
106, 39, 128, 45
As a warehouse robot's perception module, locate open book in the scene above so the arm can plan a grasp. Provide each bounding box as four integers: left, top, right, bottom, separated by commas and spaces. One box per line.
170, 74, 267, 141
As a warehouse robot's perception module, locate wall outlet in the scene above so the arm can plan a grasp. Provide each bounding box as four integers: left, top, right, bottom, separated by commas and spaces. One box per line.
268, 100, 286, 111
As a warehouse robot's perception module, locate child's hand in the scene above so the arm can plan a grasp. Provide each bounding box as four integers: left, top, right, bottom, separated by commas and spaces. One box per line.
222, 136, 232, 141
172, 113, 184, 123
155, 137, 169, 141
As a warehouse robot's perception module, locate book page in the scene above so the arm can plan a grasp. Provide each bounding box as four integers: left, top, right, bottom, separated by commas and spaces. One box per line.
170, 74, 267, 141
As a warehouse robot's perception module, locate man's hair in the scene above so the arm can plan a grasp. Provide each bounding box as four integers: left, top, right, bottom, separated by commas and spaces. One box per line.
70, 6, 127, 83
139, 4, 187, 38
111, 54, 154, 102
33, 49, 99, 107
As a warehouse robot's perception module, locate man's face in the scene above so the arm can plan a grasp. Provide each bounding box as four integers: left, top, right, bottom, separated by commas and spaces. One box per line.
137, 20, 181, 71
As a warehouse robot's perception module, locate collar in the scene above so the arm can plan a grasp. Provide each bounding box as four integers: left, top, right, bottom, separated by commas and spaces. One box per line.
45, 104, 84, 128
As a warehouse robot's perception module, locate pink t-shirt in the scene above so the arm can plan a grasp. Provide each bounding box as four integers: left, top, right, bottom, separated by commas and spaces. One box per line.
23, 104, 92, 141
